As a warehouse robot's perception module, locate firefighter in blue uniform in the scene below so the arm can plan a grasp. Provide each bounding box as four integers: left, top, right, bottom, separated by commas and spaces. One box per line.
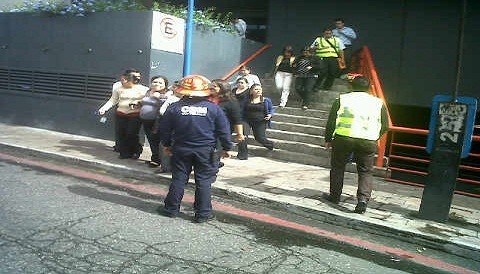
157, 75, 233, 223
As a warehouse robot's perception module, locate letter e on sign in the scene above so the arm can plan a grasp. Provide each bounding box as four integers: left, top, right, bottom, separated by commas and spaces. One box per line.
161, 17, 177, 39
151, 11, 185, 54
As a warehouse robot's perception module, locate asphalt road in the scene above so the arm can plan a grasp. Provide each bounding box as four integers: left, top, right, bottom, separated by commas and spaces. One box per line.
0, 159, 416, 274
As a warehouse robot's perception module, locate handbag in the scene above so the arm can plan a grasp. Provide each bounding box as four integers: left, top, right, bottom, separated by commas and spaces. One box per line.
324, 37, 346, 69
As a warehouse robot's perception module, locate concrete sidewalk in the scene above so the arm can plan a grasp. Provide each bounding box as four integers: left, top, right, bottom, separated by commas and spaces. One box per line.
0, 122, 479, 262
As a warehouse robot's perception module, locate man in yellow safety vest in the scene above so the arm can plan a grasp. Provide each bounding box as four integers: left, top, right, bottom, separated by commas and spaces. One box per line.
324, 75, 389, 213
310, 27, 345, 91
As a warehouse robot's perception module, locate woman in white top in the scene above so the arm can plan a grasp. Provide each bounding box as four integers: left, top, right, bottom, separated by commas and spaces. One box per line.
98, 72, 147, 159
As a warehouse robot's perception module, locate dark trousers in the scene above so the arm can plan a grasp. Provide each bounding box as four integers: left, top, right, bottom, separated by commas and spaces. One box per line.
142, 119, 160, 162
314, 57, 339, 90
114, 107, 120, 149
248, 120, 274, 150
116, 114, 142, 158
330, 135, 377, 202
295, 77, 317, 107
343, 45, 352, 73
142, 118, 171, 171
164, 146, 218, 218
237, 121, 250, 160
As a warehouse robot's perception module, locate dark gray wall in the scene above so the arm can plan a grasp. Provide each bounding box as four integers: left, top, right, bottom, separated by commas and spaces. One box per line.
190, 27, 271, 80
266, 0, 479, 107
0, 11, 271, 138
0, 11, 152, 76
0, 91, 116, 140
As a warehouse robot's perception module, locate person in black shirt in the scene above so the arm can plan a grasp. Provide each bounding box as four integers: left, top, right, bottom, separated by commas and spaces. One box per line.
232, 77, 251, 160
211, 79, 245, 142
293, 47, 324, 110
274, 46, 296, 108
244, 84, 275, 151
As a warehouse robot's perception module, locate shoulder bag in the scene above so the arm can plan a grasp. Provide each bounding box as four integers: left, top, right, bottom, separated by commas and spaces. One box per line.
324, 37, 346, 69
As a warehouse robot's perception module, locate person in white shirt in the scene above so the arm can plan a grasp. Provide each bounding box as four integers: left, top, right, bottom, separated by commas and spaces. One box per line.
232, 66, 261, 88
110, 69, 147, 152
231, 18, 247, 38
332, 18, 357, 71
98, 71, 148, 159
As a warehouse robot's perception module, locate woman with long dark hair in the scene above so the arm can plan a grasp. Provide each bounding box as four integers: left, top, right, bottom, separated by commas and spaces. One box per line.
211, 79, 245, 142
232, 77, 251, 159
274, 45, 295, 108
244, 84, 275, 151
98, 72, 147, 159
140, 75, 170, 168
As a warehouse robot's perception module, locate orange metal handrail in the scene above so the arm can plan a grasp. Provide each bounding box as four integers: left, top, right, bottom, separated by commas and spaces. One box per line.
388, 126, 480, 198
389, 126, 428, 135
353, 46, 392, 167
221, 44, 272, 81
353, 46, 480, 198
355, 46, 393, 127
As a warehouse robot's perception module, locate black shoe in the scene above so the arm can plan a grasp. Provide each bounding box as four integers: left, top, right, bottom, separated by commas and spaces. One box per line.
324, 194, 340, 204
118, 154, 132, 159
157, 207, 177, 218
131, 153, 141, 159
148, 161, 160, 168
194, 214, 215, 223
354, 201, 368, 214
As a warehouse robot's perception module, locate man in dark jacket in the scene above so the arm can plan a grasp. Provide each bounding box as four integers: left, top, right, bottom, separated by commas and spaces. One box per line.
158, 75, 233, 223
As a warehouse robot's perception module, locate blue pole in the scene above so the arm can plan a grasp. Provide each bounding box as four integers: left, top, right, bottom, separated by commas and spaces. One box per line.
183, 0, 194, 76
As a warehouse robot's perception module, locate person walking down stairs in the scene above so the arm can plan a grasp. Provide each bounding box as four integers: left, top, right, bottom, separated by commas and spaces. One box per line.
293, 47, 324, 110
311, 27, 345, 91
244, 84, 275, 151
274, 46, 295, 108
232, 77, 251, 160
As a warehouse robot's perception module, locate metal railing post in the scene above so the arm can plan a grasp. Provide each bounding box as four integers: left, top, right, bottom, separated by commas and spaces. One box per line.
221, 44, 272, 81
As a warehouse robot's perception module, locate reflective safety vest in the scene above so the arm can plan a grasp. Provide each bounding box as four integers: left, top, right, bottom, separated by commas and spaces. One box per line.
334, 92, 383, 141
314, 37, 340, 58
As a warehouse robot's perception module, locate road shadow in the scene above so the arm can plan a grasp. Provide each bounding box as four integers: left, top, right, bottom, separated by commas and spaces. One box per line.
58, 139, 116, 158
57, 139, 150, 167
67, 185, 191, 221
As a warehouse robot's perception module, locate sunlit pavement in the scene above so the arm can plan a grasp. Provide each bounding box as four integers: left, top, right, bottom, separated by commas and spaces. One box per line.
0, 122, 479, 267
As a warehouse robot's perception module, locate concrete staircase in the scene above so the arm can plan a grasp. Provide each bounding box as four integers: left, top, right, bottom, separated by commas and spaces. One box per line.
242, 76, 350, 167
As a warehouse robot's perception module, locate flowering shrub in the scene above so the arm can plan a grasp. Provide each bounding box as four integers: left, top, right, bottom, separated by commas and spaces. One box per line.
154, 2, 233, 32
8, 0, 235, 33
10, 0, 145, 16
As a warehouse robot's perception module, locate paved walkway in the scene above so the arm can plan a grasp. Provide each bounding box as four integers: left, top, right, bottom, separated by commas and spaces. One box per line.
0, 122, 479, 262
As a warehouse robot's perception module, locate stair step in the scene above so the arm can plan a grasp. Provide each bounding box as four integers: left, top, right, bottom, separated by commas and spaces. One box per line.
244, 76, 353, 168
272, 113, 327, 127
272, 121, 325, 136
274, 106, 329, 118
243, 144, 331, 167
266, 129, 324, 146
239, 143, 386, 175
246, 137, 327, 156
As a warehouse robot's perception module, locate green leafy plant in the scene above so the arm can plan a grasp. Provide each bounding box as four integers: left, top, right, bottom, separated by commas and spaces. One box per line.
152, 1, 234, 33
8, 0, 235, 33
10, 0, 145, 16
